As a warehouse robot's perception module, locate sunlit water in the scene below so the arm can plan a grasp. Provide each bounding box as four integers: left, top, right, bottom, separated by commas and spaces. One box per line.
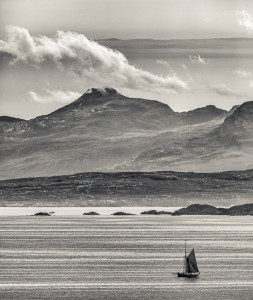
1, 215, 253, 299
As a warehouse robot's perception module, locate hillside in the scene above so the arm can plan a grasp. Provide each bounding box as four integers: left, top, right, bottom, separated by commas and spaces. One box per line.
134, 101, 253, 172
0, 116, 25, 122
0, 169, 253, 207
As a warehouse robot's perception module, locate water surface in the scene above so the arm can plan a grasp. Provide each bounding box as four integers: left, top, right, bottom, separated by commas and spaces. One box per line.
1, 216, 253, 299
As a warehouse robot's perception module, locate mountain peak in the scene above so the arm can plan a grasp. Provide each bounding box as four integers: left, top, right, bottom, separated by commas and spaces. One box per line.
212, 100, 253, 147
48, 87, 120, 115
228, 101, 253, 121
236, 100, 253, 112
181, 104, 226, 125
205, 105, 218, 110
84, 87, 118, 97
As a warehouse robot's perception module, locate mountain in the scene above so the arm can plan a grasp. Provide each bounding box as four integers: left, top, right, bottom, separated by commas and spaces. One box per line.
132, 101, 253, 172
211, 101, 253, 147
0, 88, 184, 179
0, 169, 253, 207
180, 105, 226, 125
0, 116, 25, 122
47, 87, 184, 132
0, 88, 252, 179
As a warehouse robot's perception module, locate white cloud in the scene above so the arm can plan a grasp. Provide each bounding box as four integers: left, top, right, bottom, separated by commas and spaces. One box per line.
189, 55, 209, 65
28, 90, 81, 104
0, 26, 187, 94
156, 59, 170, 67
210, 84, 242, 98
234, 69, 252, 78
237, 10, 253, 32
249, 80, 253, 88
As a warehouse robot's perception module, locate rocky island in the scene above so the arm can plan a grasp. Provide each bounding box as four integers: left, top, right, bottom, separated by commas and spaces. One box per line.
33, 212, 51, 216
83, 211, 100, 215
112, 212, 135, 216
172, 203, 253, 216
141, 210, 171, 215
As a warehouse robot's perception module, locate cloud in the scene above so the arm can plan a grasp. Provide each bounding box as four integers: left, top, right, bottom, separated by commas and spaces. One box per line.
237, 10, 253, 32
210, 84, 242, 98
234, 69, 252, 78
28, 90, 81, 104
249, 80, 253, 88
0, 26, 187, 94
156, 59, 170, 67
180, 64, 194, 82
189, 55, 209, 65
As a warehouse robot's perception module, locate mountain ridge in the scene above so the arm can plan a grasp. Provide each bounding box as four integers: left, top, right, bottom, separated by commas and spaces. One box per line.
0, 88, 252, 179
1, 88, 227, 122
180, 105, 226, 125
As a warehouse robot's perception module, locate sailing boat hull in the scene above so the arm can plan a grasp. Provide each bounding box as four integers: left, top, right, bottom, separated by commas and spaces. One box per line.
177, 272, 200, 278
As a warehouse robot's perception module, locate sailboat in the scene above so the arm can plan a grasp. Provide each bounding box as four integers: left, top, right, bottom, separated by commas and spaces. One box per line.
178, 240, 200, 278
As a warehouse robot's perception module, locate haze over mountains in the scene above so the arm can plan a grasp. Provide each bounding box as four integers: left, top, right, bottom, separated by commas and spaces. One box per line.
0, 87, 252, 180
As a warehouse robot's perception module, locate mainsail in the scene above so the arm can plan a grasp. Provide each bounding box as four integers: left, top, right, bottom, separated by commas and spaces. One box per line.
179, 242, 200, 277
186, 248, 199, 273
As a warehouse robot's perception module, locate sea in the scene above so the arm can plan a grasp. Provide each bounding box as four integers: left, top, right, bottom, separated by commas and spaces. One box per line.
1, 212, 253, 300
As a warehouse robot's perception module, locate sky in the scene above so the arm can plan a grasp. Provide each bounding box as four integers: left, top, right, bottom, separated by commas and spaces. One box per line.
1, 0, 253, 39
1, 0, 253, 118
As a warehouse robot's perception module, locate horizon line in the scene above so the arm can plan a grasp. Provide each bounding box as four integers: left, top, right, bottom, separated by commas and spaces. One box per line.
96, 36, 253, 41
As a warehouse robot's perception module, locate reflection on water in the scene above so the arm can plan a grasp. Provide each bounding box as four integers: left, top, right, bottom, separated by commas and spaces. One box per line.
0, 216, 253, 300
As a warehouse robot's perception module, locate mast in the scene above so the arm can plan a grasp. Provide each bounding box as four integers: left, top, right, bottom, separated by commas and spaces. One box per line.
179, 240, 200, 276
183, 240, 187, 273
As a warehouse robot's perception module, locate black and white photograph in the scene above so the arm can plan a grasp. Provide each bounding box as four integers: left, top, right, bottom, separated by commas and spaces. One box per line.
1, 0, 253, 299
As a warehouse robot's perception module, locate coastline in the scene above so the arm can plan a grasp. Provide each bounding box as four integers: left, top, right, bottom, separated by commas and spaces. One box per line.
0, 206, 181, 216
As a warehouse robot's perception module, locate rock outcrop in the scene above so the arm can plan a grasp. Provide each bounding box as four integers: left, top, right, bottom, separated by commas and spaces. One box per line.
83, 211, 100, 215
112, 212, 135, 216
33, 212, 51, 216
